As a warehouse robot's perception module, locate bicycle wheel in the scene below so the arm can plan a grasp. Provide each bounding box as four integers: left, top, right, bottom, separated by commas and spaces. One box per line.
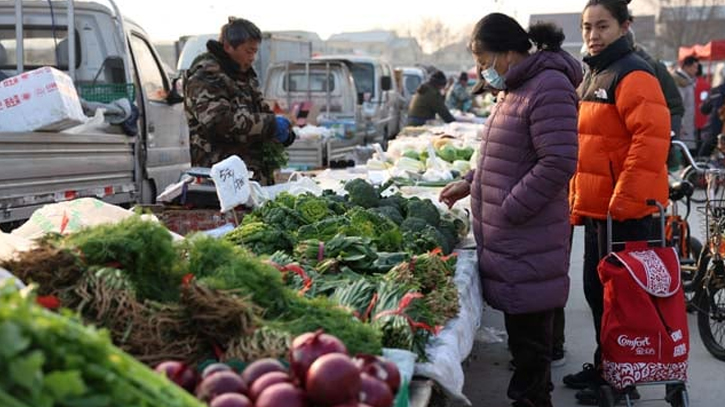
697, 277, 725, 361
683, 240, 707, 311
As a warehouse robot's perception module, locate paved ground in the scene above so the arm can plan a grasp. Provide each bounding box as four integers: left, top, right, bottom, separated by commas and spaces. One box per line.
448, 206, 725, 407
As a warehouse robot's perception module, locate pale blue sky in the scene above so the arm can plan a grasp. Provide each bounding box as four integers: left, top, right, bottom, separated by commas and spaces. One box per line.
113, 0, 651, 42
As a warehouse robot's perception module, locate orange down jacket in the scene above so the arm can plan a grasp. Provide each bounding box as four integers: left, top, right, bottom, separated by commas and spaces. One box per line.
570, 37, 670, 223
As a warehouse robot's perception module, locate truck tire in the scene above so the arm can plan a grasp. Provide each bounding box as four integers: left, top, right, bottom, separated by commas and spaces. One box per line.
141, 180, 157, 205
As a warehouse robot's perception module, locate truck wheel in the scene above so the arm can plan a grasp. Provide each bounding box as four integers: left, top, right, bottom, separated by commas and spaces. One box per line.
141, 180, 157, 204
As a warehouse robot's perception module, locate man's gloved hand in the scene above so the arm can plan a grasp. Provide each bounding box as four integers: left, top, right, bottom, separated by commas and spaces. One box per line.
275, 116, 292, 145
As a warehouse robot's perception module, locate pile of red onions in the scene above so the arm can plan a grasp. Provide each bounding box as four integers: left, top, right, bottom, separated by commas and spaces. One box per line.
154, 330, 401, 407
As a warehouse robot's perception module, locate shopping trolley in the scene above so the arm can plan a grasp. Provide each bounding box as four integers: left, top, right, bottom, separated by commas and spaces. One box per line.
596, 201, 689, 407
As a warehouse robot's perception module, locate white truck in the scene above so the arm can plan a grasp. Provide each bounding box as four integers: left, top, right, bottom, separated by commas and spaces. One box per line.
0, 0, 189, 228
263, 55, 403, 168
176, 32, 312, 88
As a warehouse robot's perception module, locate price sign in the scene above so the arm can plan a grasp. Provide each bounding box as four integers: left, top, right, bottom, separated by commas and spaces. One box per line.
210, 155, 250, 213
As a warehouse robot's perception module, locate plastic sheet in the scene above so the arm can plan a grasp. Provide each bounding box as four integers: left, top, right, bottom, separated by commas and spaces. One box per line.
414, 249, 482, 405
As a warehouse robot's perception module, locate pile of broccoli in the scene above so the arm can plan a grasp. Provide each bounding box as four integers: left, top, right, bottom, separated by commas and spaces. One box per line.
227, 180, 462, 256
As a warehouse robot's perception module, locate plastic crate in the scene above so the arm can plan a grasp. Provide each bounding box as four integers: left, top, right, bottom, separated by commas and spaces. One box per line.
76, 83, 135, 103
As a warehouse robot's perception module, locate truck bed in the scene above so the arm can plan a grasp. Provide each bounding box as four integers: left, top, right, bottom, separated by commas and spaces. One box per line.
0, 131, 137, 224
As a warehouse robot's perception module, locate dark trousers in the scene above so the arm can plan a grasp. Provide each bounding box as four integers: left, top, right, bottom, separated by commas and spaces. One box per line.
582, 216, 655, 367
505, 310, 555, 407
551, 225, 577, 353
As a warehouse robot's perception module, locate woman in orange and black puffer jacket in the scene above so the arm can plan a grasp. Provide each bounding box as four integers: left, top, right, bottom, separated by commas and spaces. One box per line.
564, 0, 671, 404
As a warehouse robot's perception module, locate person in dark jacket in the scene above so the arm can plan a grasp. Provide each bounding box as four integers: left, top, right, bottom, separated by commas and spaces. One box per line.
184, 17, 295, 185
406, 70, 455, 126
439, 13, 580, 407
565, 1, 670, 404
699, 77, 725, 157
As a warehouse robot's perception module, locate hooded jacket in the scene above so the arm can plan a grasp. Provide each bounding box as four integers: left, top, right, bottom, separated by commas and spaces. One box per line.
184, 40, 278, 181
469, 49, 581, 314
407, 82, 455, 123
569, 36, 670, 224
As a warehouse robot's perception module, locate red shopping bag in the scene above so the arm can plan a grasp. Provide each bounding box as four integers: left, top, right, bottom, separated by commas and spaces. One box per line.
598, 241, 689, 389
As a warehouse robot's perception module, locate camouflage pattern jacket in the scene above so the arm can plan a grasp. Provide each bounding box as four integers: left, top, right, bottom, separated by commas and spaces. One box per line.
184, 40, 277, 183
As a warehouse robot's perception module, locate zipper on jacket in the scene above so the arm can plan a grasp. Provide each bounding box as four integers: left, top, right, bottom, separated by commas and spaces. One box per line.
609, 160, 616, 187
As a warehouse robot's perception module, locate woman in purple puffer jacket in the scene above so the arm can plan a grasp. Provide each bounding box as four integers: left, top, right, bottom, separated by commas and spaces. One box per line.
439, 13, 581, 407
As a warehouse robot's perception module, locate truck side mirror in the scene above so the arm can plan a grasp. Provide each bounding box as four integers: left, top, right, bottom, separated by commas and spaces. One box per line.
166, 76, 184, 105
381, 76, 392, 91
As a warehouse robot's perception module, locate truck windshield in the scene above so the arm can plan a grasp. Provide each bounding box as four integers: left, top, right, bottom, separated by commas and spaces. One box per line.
349, 63, 374, 97
283, 73, 335, 92
0, 27, 80, 69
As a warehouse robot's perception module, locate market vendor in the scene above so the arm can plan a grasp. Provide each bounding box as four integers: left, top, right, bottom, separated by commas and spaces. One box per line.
406, 70, 456, 126
183, 17, 295, 185
446, 71, 473, 112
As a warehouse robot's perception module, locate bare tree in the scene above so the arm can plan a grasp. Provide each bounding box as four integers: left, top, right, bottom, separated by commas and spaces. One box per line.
416, 18, 455, 54
646, 0, 723, 59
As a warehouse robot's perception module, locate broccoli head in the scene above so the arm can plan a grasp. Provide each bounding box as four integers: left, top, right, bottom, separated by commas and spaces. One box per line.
406, 198, 440, 227
344, 178, 380, 208
369, 206, 404, 225
378, 194, 409, 216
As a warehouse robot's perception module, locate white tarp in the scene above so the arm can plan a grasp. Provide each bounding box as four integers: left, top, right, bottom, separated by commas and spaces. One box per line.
414, 249, 482, 405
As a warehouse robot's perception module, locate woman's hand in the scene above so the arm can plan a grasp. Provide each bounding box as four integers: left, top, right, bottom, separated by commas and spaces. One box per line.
439, 180, 471, 209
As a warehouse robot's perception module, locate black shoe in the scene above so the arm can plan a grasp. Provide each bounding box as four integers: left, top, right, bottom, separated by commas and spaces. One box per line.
563, 363, 599, 389
574, 386, 641, 406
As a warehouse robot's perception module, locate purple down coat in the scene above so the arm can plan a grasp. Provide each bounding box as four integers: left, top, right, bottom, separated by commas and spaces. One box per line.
469, 50, 582, 314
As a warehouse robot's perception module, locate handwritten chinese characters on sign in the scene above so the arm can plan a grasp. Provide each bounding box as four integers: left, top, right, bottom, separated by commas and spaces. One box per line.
210, 155, 251, 213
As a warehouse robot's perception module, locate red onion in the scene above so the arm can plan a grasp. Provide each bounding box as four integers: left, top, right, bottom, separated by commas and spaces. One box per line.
249, 371, 292, 401
290, 330, 348, 385
202, 363, 233, 379
359, 373, 394, 407
209, 393, 253, 407
255, 382, 308, 407
353, 354, 401, 393
239, 358, 287, 387
196, 371, 247, 402
306, 353, 361, 406
154, 360, 198, 392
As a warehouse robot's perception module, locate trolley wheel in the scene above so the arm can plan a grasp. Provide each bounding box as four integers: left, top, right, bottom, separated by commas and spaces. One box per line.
697, 282, 725, 360
598, 385, 616, 407
666, 383, 688, 407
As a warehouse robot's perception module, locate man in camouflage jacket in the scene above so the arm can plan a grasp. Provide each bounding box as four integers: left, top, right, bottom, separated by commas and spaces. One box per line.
184, 17, 294, 185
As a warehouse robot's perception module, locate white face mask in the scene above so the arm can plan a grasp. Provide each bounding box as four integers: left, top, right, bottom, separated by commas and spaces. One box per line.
481, 55, 506, 90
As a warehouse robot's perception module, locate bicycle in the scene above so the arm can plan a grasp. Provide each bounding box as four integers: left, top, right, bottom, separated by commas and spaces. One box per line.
668, 141, 703, 309
674, 139, 725, 361
680, 134, 725, 204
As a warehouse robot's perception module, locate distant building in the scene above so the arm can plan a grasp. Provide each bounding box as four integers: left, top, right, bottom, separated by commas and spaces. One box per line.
323, 30, 423, 66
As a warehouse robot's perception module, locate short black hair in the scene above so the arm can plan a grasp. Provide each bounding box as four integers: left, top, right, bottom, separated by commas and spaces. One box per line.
682, 56, 699, 67
220, 17, 262, 48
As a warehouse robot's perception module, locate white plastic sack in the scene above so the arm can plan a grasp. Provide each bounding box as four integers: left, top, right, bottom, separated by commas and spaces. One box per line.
10, 198, 180, 241
0, 232, 33, 262
258, 172, 323, 203
414, 249, 483, 405
0, 268, 25, 289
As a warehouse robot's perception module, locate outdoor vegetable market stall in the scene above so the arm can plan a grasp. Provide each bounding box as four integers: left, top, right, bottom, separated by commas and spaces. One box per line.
0, 122, 485, 407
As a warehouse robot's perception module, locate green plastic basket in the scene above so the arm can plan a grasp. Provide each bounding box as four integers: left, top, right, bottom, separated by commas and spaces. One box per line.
77, 83, 135, 103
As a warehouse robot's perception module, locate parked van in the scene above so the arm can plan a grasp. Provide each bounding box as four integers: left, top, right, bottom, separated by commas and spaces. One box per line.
313, 55, 403, 144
